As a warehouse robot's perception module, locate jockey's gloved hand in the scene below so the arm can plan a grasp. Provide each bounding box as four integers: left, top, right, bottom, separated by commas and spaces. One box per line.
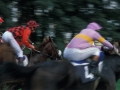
32, 43, 34, 45
103, 46, 109, 50
101, 46, 109, 51
30, 45, 35, 50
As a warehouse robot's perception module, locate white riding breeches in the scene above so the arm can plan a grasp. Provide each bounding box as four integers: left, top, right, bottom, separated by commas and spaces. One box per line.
63, 47, 101, 61
2, 31, 23, 57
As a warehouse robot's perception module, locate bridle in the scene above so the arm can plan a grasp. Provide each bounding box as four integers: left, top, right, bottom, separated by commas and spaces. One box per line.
48, 41, 60, 60
28, 37, 61, 60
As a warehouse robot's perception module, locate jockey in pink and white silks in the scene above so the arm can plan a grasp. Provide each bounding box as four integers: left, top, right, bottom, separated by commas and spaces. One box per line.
63, 22, 113, 76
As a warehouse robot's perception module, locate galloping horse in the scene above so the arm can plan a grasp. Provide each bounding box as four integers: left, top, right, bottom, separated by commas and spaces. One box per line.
74, 53, 120, 90
26, 36, 62, 66
0, 61, 76, 90
0, 36, 62, 90
0, 50, 120, 90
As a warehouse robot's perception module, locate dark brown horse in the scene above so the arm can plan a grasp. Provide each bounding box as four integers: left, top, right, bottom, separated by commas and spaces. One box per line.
26, 36, 62, 66
0, 36, 62, 90
1, 40, 120, 90
0, 60, 77, 90
1, 50, 120, 90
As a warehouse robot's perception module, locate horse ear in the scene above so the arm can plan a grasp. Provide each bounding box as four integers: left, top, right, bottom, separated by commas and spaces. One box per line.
49, 36, 52, 41
49, 36, 54, 43
43, 36, 49, 42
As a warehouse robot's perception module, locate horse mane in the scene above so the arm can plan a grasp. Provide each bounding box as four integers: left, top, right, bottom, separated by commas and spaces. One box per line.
27, 36, 54, 59
37, 37, 50, 51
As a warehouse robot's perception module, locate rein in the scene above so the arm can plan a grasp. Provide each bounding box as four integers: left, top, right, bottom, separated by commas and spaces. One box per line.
29, 47, 59, 60
23, 47, 57, 59
34, 49, 55, 58
26, 36, 60, 61
49, 41, 59, 60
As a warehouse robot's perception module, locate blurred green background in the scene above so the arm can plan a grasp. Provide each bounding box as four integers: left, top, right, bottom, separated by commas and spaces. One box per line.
0, 0, 120, 89
116, 80, 120, 90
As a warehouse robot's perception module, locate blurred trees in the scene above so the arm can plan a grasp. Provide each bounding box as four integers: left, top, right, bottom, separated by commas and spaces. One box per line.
0, 0, 120, 42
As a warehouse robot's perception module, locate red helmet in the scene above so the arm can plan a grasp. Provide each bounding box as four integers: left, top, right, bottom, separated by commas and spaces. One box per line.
0, 17, 4, 22
26, 20, 39, 28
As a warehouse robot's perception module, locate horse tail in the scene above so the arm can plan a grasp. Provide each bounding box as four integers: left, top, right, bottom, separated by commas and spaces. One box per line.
0, 62, 39, 82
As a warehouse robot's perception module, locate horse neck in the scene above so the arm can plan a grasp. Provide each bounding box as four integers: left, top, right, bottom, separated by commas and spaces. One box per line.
104, 55, 120, 73
27, 53, 48, 66
27, 43, 50, 64
37, 40, 50, 51
35, 53, 48, 62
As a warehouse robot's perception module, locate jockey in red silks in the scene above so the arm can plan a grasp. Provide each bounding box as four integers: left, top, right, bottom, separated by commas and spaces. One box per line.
63, 22, 113, 76
2, 20, 39, 66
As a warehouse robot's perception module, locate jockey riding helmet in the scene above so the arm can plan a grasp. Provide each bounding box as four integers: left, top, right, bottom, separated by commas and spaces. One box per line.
26, 20, 39, 29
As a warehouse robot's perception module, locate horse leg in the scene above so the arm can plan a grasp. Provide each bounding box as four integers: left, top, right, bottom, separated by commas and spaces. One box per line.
103, 71, 116, 90
106, 82, 116, 90
107, 75, 116, 90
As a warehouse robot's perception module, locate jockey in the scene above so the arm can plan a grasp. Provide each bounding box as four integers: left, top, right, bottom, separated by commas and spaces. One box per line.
2, 20, 39, 66
63, 22, 113, 76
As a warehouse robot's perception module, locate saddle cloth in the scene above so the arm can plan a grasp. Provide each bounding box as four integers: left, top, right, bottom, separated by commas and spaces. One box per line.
70, 52, 104, 83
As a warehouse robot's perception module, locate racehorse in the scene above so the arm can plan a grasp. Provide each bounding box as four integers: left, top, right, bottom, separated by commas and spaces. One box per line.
0, 36, 63, 90
0, 60, 78, 90
75, 53, 120, 90
95, 47, 120, 90
0, 50, 120, 90
74, 42, 120, 90
0, 44, 120, 90
26, 36, 62, 66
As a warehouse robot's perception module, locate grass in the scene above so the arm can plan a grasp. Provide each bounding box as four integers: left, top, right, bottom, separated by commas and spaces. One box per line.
2, 81, 120, 90
116, 79, 120, 90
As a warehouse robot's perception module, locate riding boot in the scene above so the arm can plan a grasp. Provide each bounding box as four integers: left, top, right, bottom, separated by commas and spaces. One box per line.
89, 60, 101, 77
18, 57, 24, 66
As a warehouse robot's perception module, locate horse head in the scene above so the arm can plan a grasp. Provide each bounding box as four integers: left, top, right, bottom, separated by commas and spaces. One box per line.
101, 41, 120, 56
27, 36, 63, 66
39, 36, 62, 60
